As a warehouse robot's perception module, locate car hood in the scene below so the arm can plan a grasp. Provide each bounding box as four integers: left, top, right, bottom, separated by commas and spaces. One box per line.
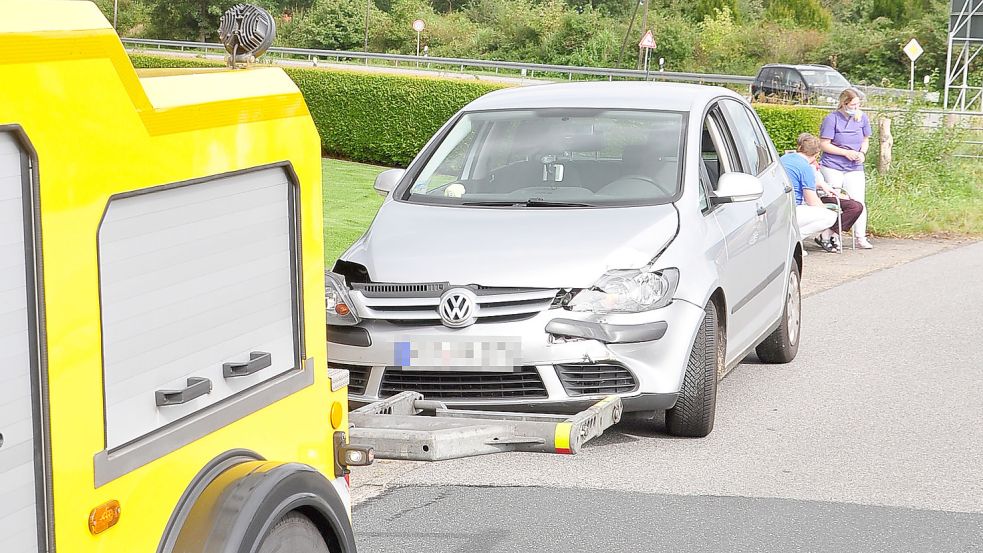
340, 201, 679, 288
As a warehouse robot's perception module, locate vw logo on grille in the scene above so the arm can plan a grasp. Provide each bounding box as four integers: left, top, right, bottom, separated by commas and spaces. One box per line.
439, 288, 478, 328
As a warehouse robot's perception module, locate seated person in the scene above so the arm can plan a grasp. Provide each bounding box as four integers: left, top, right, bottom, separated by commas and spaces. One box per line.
803, 135, 864, 251
782, 133, 861, 253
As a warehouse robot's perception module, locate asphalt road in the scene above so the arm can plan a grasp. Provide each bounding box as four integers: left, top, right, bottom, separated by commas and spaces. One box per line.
352, 240, 983, 552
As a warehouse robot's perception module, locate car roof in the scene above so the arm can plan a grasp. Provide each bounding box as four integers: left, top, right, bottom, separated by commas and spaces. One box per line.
462, 81, 743, 113
760, 63, 838, 72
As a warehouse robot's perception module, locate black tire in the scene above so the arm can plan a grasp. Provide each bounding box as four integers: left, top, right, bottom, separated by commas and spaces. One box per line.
257, 512, 332, 553
755, 262, 801, 364
665, 300, 720, 438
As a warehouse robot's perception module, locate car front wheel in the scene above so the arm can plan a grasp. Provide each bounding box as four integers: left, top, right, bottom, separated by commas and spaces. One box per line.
665, 299, 720, 438
755, 262, 801, 364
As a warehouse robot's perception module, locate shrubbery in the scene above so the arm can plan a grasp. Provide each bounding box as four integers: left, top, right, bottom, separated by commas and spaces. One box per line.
284, 68, 504, 166
753, 104, 827, 152
130, 53, 223, 68
131, 54, 503, 165
131, 54, 983, 235
130, 54, 826, 164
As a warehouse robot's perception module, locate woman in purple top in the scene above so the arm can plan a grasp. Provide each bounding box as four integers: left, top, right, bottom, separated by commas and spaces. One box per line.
819, 88, 873, 249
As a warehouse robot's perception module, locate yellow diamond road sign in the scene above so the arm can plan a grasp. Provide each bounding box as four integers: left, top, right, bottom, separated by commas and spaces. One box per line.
903, 38, 923, 62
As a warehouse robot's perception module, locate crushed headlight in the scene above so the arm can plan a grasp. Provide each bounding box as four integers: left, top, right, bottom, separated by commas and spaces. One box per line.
325, 271, 360, 326
564, 268, 679, 314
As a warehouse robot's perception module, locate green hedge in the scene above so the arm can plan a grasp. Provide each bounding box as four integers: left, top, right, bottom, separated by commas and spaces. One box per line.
130, 54, 503, 166
284, 69, 504, 166
752, 104, 828, 153
130, 53, 223, 69
129, 54, 826, 165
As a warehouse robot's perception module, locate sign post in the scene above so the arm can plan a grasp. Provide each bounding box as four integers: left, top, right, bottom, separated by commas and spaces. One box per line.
902, 38, 924, 92
413, 19, 426, 59
638, 30, 656, 80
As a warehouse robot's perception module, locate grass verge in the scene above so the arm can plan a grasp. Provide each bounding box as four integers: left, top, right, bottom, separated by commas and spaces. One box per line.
323, 158, 385, 267
866, 111, 983, 238
867, 160, 983, 237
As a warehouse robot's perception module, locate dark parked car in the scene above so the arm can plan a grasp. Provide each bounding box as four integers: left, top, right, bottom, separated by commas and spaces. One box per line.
751, 64, 857, 105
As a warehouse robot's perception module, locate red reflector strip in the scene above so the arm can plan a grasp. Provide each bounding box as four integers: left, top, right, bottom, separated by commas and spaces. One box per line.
554, 422, 574, 454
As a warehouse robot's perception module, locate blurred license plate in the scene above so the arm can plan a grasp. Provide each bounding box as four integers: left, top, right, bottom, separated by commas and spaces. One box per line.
394, 337, 522, 372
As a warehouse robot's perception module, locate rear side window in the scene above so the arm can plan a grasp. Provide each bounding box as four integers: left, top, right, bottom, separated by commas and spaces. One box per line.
786, 70, 805, 89
720, 100, 773, 175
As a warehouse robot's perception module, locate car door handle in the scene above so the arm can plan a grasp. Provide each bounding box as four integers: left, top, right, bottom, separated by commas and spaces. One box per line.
784, 185, 793, 194
756, 206, 767, 216
156, 377, 212, 406
223, 351, 272, 378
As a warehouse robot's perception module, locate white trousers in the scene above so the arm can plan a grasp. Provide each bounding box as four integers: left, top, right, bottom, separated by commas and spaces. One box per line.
820, 167, 867, 238
796, 204, 837, 238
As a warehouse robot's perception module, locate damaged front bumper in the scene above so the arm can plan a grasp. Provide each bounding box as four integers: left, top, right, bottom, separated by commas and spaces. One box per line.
326, 298, 707, 413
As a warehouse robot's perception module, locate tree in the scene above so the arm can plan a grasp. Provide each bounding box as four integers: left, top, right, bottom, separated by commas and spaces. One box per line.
301, 0, 365, 50
147, 0, 232, 42
91, 0, 150, 36
695, 0, 739, 22
764, 0, 831, 29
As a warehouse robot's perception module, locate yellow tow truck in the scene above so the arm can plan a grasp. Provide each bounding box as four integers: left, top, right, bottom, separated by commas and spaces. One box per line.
0, 2, 620, 551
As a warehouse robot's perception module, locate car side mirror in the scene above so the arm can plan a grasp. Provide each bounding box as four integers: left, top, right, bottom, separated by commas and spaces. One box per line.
373, 169, 405, 197
712, 172, 763, 205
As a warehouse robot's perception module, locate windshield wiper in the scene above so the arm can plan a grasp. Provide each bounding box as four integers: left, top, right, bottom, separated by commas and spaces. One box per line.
462, 198, 594, 207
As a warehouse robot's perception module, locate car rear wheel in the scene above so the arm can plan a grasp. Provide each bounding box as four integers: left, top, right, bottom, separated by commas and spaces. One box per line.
257, 512, 332, 553
665, 299, 720, 437
755, 263, 801, 364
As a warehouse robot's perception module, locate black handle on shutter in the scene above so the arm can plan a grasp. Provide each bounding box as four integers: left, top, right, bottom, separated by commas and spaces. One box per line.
223, 351, 272, 378
156, 377, 212, 407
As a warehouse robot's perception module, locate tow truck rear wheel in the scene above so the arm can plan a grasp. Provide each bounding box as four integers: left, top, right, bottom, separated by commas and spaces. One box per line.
665, 299, 720, 437
257, 512, 332, 553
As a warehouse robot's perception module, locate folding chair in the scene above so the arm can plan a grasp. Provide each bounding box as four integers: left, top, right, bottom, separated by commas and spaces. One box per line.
815, 170, 856, 252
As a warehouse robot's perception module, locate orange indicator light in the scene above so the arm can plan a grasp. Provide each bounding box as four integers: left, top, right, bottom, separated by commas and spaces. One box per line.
335, 303, 350, 316
330, 401, 344, 429
88, 500, 121, 535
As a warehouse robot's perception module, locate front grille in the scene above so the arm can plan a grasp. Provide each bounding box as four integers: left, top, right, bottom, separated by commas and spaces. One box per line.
354, 282, 446, 295
350, 283, 560, 325
328, 362, 371, 395
555, 363, 637, 396
380, 366, 547, 400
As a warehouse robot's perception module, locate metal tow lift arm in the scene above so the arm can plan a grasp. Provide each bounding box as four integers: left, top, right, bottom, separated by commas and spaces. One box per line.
348, 392, 623, 461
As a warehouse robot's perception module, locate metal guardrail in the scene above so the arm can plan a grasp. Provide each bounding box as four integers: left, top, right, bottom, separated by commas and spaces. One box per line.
121, 37, 756, 86
122, 39, 949, 102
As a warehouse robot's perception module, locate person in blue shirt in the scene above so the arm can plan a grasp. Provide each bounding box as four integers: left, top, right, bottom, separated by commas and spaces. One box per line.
781, 133, 862, 253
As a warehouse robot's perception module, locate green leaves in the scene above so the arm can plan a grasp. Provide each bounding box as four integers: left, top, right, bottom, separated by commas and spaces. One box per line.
752, 105, 826, 152
284, 67, 504, 166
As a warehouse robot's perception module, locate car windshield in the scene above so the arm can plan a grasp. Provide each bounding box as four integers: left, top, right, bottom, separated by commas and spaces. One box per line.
799, 69, 850, 87
398, 108, 686, 207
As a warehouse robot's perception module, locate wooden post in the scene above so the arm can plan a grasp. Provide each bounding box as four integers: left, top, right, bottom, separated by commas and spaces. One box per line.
878, 117, 893, 175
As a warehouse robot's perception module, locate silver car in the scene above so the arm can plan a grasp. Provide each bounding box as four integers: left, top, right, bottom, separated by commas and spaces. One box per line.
326, 82, 802, 437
